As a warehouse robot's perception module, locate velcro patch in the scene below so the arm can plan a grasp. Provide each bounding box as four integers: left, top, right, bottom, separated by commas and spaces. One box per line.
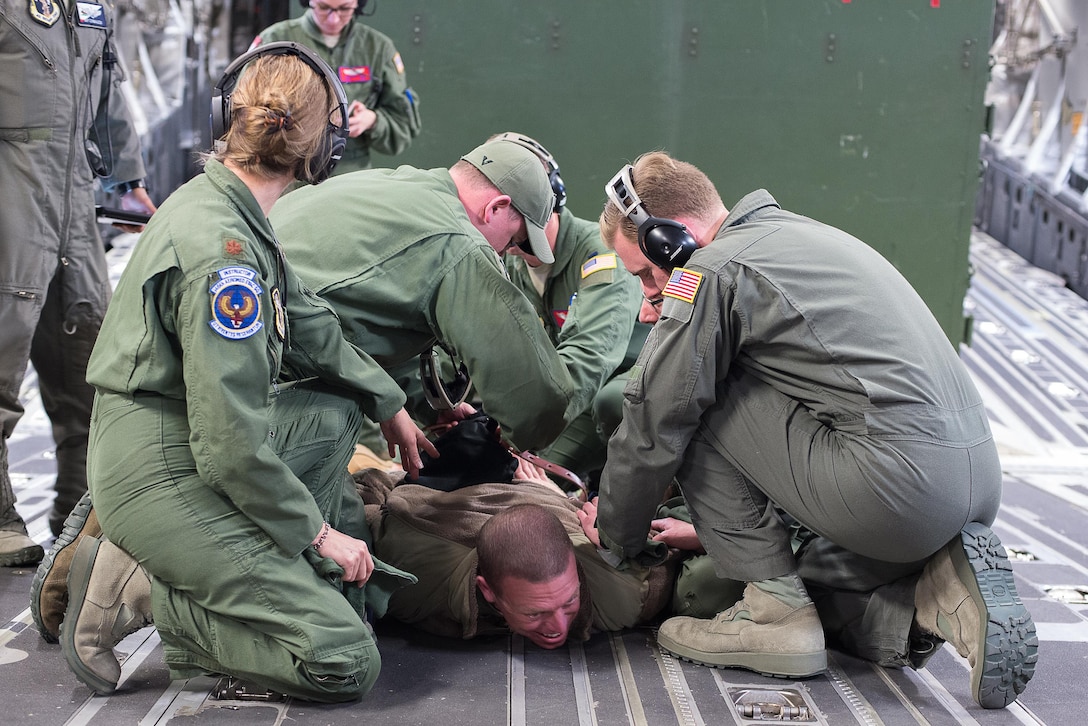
581, 253, 618, 279
209, 267, 263, 340
662, 268, 703, 304
339, 65, 372, 83
75, 1, 107, 28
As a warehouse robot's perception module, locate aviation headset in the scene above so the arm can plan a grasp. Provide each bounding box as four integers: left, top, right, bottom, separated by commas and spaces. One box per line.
605, 164, 698, 270
210, 41, 349, 184
495, 132, 567, 213
297, 0, 372, 15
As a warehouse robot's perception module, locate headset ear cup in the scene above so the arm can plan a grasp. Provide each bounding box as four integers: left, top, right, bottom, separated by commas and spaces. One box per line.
638, 218, 698, 270
210, 91, 226, 144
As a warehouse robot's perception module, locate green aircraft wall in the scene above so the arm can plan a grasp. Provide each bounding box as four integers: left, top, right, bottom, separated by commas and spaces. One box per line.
365, 0, 995, 347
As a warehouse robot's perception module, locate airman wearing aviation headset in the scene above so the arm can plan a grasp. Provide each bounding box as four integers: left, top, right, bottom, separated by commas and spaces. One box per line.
579, 150, 1037, 710
57, 42, 432, 703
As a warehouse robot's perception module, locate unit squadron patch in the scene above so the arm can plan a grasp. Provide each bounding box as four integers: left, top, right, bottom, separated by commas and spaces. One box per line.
30, 0, 60, 26
209, 267, 263, 340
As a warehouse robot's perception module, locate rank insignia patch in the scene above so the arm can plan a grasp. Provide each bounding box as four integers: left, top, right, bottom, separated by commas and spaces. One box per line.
581, 253, 618, 279
272, 287, 286, 341
662, 268, 703, 304
224, 239, 243, 257
29, 0, 60, 26
339, 65, 371, 83
209, 267, 263, 340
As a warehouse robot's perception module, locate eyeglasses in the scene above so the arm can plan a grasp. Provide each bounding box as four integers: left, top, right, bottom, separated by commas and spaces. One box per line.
644, 294, 664, 307
311, 2, 357, 16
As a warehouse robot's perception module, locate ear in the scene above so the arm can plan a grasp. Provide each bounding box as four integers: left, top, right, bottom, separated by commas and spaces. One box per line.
476, 574, 498, 604
483, 195, 513, 223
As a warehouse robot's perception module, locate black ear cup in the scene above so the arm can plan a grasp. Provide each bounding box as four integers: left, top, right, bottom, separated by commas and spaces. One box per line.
210, 41, 349, 183
638, 216, 698, 270
606, 164, 698, 270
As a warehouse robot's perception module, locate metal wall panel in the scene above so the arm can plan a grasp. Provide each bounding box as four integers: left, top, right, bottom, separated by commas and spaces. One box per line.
364, 0, 995, 346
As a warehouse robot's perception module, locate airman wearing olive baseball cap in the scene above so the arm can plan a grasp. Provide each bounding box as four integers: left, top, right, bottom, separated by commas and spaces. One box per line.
461, 140, 556, 264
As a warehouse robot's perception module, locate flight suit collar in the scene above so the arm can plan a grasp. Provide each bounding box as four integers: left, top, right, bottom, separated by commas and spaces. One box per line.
203, 159, 276, 243
720, 189, 782, 233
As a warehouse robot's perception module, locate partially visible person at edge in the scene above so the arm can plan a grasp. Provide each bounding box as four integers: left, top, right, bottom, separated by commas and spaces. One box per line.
579, 151, 1038, 709
0, 0, 157, 565
270, 138, 577, 453
53, 50, 435, 703
251, 0, 420, 174
496, 132, 645, 483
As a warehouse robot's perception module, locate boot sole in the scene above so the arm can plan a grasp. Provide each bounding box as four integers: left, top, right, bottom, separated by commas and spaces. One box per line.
0, 542, 45, 567
656, 631, 827, 678
60, 536, 119, 695
951, 522, 1038, 709
31, 492, 95, 642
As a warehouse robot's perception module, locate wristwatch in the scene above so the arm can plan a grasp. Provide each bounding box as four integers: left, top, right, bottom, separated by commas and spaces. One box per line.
113, 179, 146, 195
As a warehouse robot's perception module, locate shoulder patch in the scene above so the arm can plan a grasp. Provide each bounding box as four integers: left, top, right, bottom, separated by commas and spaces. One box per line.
393, 52, 405, 75
209, 267, 264, 340
581, 253, 618, 279
662, 268, 703, 304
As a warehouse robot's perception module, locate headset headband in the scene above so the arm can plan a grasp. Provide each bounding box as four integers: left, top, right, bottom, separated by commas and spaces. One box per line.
211, 41, 349, 183
605, 165, 652, 228
495, 131, 567, 212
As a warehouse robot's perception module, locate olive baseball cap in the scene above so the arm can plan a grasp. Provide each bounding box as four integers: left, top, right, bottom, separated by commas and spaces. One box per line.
461, 140, 556, 264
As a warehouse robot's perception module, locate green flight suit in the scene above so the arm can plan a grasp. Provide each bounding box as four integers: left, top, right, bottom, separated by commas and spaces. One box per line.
270, 166, 576, 451
85, 160, 412, 702
1, 0, 147, 536
505, 209, 641, 473
597, 190, 1002, 667
254, 12, 420, 174
358, 472, 672, 640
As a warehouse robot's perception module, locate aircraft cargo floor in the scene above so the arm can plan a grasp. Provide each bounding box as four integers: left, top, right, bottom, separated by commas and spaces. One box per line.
2, 229, 1086, 725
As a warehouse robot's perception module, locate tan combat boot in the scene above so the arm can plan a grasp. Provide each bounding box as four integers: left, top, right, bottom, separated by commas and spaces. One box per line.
60, 535, 153, 694
0, 530, 44, 567
31, 492, 101, 642
914, 522, 1038, 709
656, 582, 827, 678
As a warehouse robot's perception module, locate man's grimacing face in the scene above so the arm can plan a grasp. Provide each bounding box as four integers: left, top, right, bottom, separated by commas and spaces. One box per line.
476, 555, 581, 649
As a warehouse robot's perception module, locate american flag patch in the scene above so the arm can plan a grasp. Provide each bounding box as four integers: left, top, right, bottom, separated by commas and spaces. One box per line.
662, 268, 703, 304
581, 253, 618, 278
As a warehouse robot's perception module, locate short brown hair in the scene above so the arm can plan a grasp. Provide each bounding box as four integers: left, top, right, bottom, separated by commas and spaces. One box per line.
599, 151, 723, 248
477, 504, 574, 593
212, 54, 339, 183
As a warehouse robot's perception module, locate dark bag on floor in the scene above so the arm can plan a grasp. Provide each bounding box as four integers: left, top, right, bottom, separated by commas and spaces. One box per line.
404, 413, 517, 492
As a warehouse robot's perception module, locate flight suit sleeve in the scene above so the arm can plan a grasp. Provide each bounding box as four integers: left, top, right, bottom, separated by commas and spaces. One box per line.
432, 248, 575, 451
94, 21, 147, 188
555, 255, 641, 417
597, 268, 737, 562
364, 40, 420, 157
280, 272, 406, 423
172, 264, 324, 555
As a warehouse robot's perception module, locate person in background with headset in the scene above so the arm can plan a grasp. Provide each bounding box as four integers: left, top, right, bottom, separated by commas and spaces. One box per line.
251, 0, 420, 174
578, 151, 1038, 709
0, 0, 157, 565
270, 138, 577, 454
55, 43, 434, 702
496, 132, 644, 484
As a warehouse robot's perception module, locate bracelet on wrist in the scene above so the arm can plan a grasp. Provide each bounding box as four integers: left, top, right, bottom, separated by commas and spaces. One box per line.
114, 179, 146, 195
312, 521, 331, 553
